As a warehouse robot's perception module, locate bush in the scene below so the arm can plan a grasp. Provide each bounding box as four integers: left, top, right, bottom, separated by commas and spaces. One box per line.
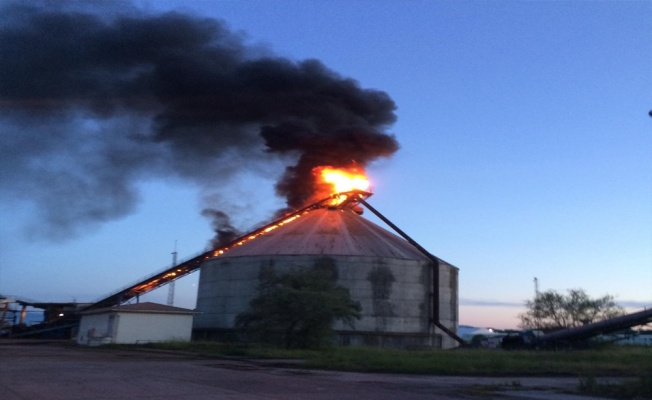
236, 267, 361, 348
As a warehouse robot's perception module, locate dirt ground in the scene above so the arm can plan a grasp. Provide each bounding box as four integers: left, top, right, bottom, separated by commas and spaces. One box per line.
0, 341, 617, 400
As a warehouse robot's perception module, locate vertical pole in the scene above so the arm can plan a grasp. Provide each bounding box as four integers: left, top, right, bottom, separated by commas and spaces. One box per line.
167, 240, 178, 306
0, 302, 8, 325
19, 305, 27, 324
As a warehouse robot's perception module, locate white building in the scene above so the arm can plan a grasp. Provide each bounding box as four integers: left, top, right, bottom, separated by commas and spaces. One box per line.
77, 302, 195, 346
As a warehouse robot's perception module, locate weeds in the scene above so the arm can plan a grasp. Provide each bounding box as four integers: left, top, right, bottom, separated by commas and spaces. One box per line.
121, 341, 652, 378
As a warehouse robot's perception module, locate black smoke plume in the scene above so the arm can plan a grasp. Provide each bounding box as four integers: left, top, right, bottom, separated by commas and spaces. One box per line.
201, 209, 241, 249
0, 1, 398, 246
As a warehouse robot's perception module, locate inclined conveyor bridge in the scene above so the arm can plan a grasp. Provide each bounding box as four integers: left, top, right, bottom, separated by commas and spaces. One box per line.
539, 307, 652, 345
82, 192, 369, 312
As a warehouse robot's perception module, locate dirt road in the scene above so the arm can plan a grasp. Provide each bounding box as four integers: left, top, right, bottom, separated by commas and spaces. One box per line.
0, 341, 612, 399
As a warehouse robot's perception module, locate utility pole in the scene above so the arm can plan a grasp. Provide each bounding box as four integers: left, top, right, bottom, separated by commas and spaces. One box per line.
533, 277, 539, 297
167, 241, 178, 306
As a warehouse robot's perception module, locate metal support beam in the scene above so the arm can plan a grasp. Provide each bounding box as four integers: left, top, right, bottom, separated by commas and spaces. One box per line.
356, 197, 465, 346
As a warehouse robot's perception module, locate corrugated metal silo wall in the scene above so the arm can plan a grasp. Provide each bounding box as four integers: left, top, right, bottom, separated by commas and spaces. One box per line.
193, 254, 459, 349
437, 259, 459, 350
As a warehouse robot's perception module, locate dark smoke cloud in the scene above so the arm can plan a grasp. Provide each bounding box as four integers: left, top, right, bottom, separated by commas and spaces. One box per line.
201, 209, 241, 249
0, 1, 398, 245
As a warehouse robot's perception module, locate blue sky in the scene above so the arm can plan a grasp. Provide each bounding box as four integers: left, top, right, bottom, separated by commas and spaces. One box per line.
1, 0, 650, 329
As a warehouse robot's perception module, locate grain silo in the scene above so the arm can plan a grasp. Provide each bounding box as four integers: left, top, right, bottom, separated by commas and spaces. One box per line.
193, 192, 461, 349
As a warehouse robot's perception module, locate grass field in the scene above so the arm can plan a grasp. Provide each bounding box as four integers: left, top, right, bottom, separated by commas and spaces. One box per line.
140, 341, 651, 376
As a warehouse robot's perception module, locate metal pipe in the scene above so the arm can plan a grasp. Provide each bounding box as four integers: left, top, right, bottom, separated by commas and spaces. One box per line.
356, 197, 465, 345
541, 308, 652, 344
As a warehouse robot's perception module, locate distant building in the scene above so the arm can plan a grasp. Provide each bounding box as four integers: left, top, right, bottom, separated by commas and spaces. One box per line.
77, 302, 195, 346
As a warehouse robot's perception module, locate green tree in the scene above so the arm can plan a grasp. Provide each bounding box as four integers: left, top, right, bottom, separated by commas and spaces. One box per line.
236, 268, 361, 348
518, 288, 624, 330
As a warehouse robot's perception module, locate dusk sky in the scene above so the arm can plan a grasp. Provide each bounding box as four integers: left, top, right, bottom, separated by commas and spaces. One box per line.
1, 0, 650, 329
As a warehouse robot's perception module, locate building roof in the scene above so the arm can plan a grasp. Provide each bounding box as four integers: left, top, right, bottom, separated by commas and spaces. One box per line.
217, 207, 432, 261
80, 302, 196, 316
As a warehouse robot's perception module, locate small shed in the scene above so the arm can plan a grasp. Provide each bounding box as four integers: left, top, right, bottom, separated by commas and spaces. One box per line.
77, 302, 195, 346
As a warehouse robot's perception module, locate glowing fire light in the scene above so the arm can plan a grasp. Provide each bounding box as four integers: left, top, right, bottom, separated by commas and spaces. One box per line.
313, 166, 370, 206
209, 212, 306, 258
318, 166, 370, 193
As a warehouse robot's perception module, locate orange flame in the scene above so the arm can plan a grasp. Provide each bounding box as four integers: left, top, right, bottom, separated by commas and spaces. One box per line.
313, 166, 370, 206
210, 212, 305, 258
316, 166, 370, 193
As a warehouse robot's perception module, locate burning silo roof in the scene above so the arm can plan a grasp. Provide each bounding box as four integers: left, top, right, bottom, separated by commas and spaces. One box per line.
215, 206, 431, 260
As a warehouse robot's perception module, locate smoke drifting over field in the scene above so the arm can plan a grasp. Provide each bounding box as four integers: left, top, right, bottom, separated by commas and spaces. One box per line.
0, 1, 398, 245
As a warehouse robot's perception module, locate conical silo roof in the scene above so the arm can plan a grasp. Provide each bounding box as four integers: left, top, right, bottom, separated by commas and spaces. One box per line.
218, 207, 430, 261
